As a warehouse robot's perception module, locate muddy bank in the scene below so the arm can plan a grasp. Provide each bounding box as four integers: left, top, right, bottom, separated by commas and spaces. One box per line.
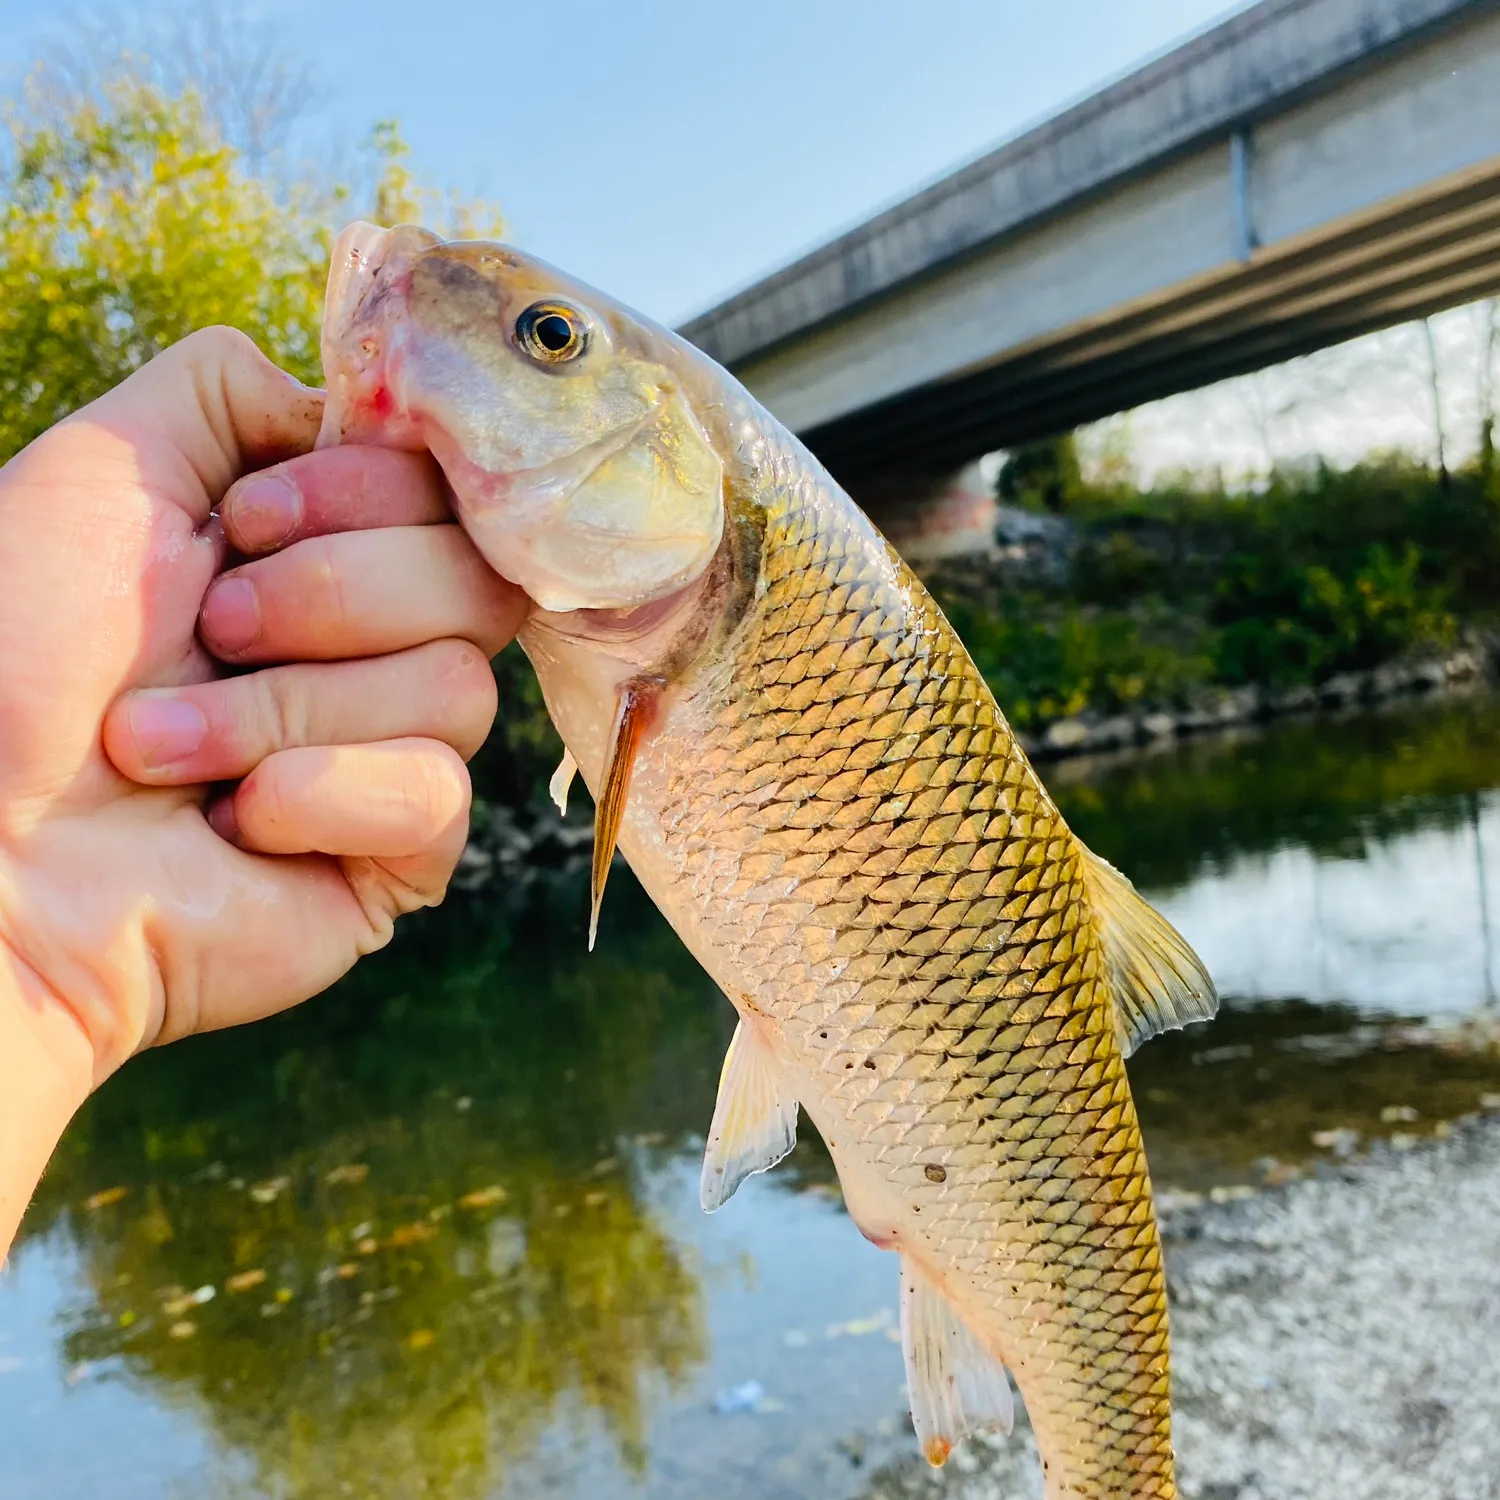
860, 1117, 1500, 1500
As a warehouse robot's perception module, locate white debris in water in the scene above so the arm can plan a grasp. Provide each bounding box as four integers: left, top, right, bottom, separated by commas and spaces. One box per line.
860, 1120, 1500, 1500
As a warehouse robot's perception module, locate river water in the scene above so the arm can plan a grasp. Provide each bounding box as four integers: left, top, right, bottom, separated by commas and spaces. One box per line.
5, 691, 1500, 1500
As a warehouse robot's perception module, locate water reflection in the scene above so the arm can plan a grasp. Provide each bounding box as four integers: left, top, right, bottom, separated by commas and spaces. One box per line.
17, 897, 723, 1500
5, 690, 1500, 1498
1056, 693, 1500, 1017
1054, 690, 1500, 888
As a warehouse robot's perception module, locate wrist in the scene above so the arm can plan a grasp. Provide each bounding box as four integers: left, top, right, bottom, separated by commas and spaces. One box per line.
0, 948, 94, 1261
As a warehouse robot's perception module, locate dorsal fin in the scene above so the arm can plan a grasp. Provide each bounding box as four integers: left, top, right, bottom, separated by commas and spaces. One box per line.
589, 677, 660, 951
1081, 848, 1216, 1056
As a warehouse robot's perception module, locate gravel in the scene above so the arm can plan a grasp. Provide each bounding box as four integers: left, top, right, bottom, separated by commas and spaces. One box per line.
859, 1119, 1500, 1499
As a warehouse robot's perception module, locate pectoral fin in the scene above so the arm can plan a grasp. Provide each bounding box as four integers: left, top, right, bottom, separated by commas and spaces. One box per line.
549, 749, 578, 816
1082, 847, 1217, 1056
899, 1257, 1014, 1468
589, 678, 660, 951
699, 1018, 799, 1212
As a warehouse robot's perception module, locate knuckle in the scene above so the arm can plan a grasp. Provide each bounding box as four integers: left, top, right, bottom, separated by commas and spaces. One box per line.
177, 324, 259, 368
260, 672, 309, 751
312, 542, 352, 631
284, 536, 351, 635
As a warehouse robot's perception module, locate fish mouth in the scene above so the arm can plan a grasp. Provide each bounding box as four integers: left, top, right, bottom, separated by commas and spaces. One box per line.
317, 221, 440, 450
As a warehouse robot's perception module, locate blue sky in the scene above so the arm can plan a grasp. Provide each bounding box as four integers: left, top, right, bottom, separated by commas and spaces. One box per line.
0, 0, 1245, 325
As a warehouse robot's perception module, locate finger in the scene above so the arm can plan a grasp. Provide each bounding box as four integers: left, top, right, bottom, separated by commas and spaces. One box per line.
151, 780, 466, 1044
212, 739, 471, 862
200, 525, 527, 663
79, 327, 324, 522
104, 639, 498, 785
221, 446, 452, 555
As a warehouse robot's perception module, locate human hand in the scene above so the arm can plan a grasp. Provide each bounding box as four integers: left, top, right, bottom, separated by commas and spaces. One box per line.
0, 328, 523, 1247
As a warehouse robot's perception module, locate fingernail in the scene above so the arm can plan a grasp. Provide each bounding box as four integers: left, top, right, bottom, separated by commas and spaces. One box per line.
125, 695, 207, 769
207, 796, 240, 843
201, 576, 261, 655
230, 475, 301, 552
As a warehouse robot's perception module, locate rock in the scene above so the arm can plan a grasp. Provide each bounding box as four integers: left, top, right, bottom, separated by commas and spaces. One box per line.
1445, 650, 1480, 680
1140, 712, 1178, 740
1217, 686, 1261, 722
1268, 684, 1317, 714
1317, 672, 1364, 707
1368, 663, 1412, 699
1177, 707, 1220, 733
1088, 716, 1136, 749
1042, 717, 1091, 751
712, 1378, 768, 1415
1411, 659, 1448, 691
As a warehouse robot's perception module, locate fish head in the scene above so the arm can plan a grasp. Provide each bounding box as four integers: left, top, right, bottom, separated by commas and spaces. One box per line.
319, 221, 724, 614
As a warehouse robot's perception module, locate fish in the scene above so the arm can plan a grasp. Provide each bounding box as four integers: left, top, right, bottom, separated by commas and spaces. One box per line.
317, 221, 1217, 1499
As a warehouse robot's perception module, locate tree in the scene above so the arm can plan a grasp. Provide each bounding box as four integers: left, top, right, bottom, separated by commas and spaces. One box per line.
0, 77, 329, 461
1421, 315, 1450, 487
25, 1, 320, 176
1475, 298, 1498, 486
996, 431, 1085, 513
0, 66, 504, 466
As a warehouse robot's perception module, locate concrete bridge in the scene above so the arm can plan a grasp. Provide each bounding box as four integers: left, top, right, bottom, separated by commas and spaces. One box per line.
680, 0, 1500, 555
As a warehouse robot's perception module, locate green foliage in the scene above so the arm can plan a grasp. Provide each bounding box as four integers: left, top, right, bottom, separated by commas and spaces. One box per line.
0, 78, 330, 459
945, 450, 1500, 731
941, 591, 1212, 730
1212, 541, 1456, 687
472, 644, 564, 812
996, 432, 1085, 513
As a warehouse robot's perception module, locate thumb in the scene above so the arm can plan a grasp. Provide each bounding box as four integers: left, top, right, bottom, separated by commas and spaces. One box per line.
76, 326, 325, 525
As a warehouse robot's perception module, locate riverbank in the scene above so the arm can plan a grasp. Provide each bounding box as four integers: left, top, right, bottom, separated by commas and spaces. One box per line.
1017, 640, 1491, 761
456, 661, 1500, 893
860, 1115, 1500, 1500
467, 454, 1500, 822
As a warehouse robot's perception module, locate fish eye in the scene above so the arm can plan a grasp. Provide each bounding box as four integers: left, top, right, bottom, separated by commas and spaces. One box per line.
516, 302, 589, 364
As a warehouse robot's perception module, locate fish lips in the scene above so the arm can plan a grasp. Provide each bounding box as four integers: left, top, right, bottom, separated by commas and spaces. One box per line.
318, 220, 437, 451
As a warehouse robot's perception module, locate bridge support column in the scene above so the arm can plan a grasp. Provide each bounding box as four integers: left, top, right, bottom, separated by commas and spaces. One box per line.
851, 460, 997, 565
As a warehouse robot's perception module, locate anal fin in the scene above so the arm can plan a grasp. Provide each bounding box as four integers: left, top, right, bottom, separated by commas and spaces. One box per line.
549, 749, 578, 816
1082, 847, 1217, 1056
900, 1256, 1014, 1468
699, 1017, 799, 1212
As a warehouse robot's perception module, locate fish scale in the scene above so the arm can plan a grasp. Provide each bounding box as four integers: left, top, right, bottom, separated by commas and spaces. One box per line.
642, 452, 1176, 1498
316, 225, 1212, 1499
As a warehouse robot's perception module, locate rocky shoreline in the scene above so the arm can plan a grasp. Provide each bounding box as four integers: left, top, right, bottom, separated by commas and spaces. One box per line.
451, 800, 594, 895
454, 644, 1498, 888
859, 1115, 1500, 1500
1019, 641, 1493, 761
